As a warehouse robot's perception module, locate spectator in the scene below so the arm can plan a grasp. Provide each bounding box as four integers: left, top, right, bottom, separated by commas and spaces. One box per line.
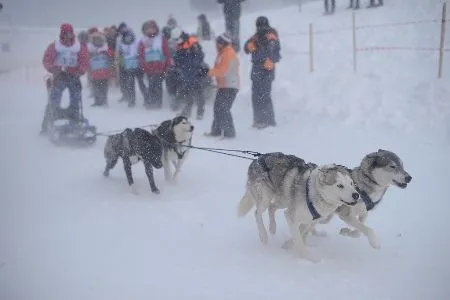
244, 16, 281, 129
217, 0, 246, 52
204, 32, 239, 139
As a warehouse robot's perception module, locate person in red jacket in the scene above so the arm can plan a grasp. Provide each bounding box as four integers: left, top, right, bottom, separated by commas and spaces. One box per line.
87, 31, 114, 106
138, 20, 171, 109
40, 23, 89, 134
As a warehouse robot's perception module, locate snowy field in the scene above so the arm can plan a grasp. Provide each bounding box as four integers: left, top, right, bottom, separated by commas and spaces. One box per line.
1, 0, 450, 299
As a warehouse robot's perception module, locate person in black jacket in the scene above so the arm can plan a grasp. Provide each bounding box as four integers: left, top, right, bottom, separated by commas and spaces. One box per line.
217, 0, 245, 52
244, 16, 281, 129
172, 29, 208, 120
324, 0, 336, 14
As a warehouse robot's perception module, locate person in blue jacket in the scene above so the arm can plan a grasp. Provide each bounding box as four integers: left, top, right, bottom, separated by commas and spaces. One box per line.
244, 16, 281, 129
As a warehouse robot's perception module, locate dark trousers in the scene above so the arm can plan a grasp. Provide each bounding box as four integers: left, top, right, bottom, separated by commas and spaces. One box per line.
368, 0, 383, 6
122, 69, 147, 106
211, 88, 238, 137
91, 79, 108, 105
324, 0, 336, 13
41, 74, 82, 131
225, 16, 240, 52
144, 73, 164, 108
251, 74, 276, 128
179, 84, 205, 119
348, 0, 359, 8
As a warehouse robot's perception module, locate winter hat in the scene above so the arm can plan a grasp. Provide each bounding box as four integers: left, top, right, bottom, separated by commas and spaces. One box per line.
88, 27, 99, 34
118, 22, 127, 33
143, 20, 159, 37
90, 31, 106, 47
170, 26, 186, 44
167, 15, 177, 29
60, 23, 75, 45
256, 16, 269, 29
77, 30, 89, 44
216, 32, 232, 45
122, 29, 135, 45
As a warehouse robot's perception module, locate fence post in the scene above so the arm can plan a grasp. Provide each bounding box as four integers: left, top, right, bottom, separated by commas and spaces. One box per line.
299, 0, 302, 12
309, 23, 314, 72
352, 11, 357, 72
438, 1, 447, 78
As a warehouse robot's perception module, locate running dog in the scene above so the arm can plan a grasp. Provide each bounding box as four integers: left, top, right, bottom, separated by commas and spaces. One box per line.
153, 116, 194, 182
283, 149, 412, 250
103, 128, 163, 194
319, 149, 411, 246
237, 152, 360, 262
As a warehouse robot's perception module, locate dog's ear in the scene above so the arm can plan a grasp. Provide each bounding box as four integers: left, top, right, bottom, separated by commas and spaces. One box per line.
318, 166, 336, 185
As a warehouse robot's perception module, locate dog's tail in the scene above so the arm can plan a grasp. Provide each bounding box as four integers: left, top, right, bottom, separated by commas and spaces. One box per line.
237, 189, 254, 218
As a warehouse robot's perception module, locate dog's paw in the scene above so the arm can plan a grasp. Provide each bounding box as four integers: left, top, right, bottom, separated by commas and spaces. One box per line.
269, 222, 277, 236
281, 239, 294, 250
151, 188, 160, 195
340, 227, 360, 238
130, 185, 139, 195
367, 229, 381, 249
103, 170, 109, 177
311, 229, 327, 237
259, 231, 269, 245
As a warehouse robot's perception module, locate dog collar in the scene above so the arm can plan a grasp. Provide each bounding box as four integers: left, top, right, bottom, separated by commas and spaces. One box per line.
305, 176, 321, 220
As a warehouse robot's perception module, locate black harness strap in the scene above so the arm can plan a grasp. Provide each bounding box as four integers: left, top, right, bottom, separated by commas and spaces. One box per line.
305, 176, 321, 220
357, 188, 384, 211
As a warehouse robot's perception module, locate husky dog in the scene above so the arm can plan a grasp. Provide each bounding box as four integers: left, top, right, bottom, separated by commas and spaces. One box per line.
103, 128, 163, 194
320, 149, 411, 246
153, 116, 194, 182
237, 152, 360, 262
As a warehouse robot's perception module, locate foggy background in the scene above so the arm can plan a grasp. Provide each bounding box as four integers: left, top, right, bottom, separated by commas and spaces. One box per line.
0, 0, 312, 29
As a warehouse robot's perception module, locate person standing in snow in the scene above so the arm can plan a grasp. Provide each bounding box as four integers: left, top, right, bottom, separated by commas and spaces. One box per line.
87, 31, 114, 106
204, 32, 239, 139
368, 0, 383, 8
162, 15, 178, 43
218, 0, 245, 52
40, 23, 89, 134
324, 0, 336, 14
196, 14, 214, 42
117, 29, 146, 107
244, 16, 280, 129
138, 20, 171, 109
171, 27, 207, 120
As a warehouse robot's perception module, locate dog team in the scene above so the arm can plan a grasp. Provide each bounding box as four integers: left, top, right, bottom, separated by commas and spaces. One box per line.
102, 114, 412, 262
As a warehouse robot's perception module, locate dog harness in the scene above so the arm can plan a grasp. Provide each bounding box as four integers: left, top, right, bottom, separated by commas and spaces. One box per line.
357, 188, 386, 211
305, 176, 321, 220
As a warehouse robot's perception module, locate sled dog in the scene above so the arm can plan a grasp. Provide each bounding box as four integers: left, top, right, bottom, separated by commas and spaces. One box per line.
103, 128, 163, 194
317, 149, 411, 246
153, 116, 194, 182
237, 152, 360, 262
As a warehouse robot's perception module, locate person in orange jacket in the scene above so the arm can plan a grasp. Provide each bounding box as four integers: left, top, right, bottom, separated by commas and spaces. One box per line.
244, 16, 281, 129
204, 32, 239, 139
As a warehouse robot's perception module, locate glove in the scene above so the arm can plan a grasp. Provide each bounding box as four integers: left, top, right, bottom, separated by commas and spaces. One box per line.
264, 58, 274, 71
246, 41, 256, 53
199, 66, 209, 77
49, 66, 62, 76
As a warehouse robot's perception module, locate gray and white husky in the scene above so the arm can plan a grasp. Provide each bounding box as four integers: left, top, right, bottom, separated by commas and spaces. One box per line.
237, 152, 360, 262
153, 116, 194, 182
283, 149, 412, 250
318, 149, 411, 247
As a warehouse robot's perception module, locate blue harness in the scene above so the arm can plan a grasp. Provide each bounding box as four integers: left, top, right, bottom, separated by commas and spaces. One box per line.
305, 176, 321, 220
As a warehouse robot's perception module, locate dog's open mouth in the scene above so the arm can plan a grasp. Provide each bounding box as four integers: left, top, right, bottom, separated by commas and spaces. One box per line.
393, 180, 408, 189
341, 199, 358, 206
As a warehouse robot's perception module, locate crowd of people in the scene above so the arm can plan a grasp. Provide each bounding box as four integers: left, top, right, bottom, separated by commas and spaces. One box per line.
40, 1, 282, 139
324, 0, 384, 15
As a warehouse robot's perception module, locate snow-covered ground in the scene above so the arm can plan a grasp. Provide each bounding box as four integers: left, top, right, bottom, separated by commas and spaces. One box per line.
1, 0, 450, 299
